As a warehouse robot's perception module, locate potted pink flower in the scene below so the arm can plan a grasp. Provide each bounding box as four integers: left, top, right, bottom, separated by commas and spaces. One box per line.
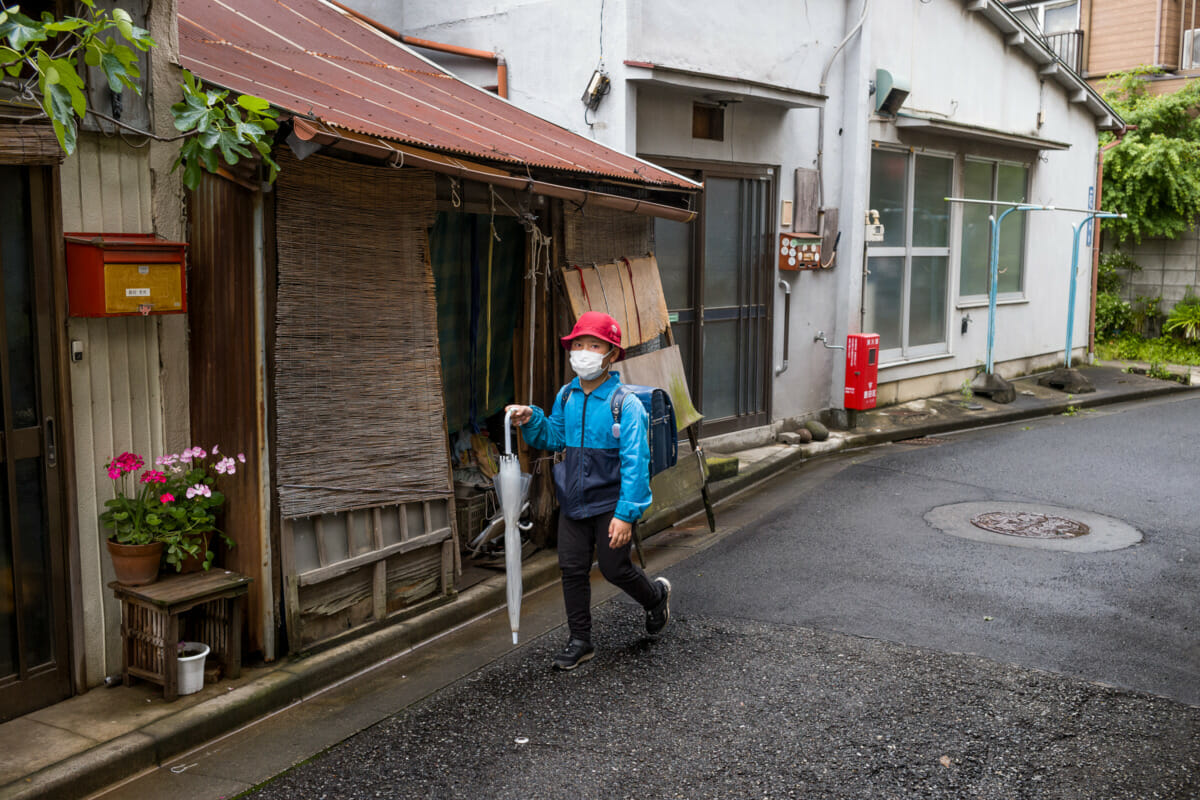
101, 446, 245, 583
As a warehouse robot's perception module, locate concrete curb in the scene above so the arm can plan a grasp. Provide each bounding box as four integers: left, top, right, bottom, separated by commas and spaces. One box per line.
841, 377, 1195, 451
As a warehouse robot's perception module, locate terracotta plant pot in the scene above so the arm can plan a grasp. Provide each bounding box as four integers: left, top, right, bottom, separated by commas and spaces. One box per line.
177, 550, 205, 574
105, 540, 164, 586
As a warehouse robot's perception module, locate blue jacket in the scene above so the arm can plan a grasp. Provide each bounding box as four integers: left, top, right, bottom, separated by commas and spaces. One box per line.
521, 372, 652, 523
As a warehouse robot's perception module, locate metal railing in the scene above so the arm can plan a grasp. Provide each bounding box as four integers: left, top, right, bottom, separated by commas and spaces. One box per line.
1043, 28, 1084, 73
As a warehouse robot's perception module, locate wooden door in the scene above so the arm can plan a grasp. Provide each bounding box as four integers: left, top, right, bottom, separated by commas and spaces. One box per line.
0, 165, 72, 721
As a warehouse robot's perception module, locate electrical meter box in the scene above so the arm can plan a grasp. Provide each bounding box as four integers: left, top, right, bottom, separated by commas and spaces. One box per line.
778, 232, 822, 271
844, 333, 880, 410
64, 233, 187, 317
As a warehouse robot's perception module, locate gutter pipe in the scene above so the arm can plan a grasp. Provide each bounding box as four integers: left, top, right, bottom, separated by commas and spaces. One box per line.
1067, 211, 1123, 367
1154, 0, 1163, 67
330, 0, 509, 98
815, 0, 870, 222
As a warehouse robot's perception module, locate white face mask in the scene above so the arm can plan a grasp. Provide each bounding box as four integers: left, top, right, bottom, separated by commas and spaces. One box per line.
569, 349, 610, 381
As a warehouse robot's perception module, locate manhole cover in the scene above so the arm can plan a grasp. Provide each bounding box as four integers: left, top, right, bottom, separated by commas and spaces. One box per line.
926, 502, 1139, 552
970, 511, 1090, 539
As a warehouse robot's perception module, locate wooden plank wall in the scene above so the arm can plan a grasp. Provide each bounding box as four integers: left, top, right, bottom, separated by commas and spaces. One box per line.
59, 134, 163, 684
1087, 0, 1175, 75
188, 172, 268, 656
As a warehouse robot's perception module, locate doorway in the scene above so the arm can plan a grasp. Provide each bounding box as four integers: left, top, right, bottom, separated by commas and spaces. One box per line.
0, 165, 72, 721
649, 161, 775, 436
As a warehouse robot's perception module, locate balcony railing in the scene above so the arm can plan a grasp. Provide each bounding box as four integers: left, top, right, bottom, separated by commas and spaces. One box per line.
1043, 29, 1084, 74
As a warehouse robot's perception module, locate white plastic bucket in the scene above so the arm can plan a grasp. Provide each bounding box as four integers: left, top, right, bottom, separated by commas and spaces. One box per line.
177, 641, 210, 695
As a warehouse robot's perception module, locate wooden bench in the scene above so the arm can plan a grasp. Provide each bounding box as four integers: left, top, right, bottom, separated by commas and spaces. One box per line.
110, 570, 252, 700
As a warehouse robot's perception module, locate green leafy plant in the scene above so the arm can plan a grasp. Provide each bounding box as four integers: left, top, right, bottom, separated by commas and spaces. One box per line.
1095, 290, 1134, 340
1131, 294, 1165, 337
1146, 362, 1174, 380
1100, 68, 1200, 243
1163, 300, 1200, 341
171, 71, 279, 189
0, 1, 278, 189
1097, 333, 1200, 365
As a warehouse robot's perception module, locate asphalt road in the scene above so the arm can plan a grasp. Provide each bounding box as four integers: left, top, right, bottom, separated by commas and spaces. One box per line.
239, 393, 1199, 799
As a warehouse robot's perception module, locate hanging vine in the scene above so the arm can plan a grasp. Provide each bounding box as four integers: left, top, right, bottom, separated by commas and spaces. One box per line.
1101, 67, 1200, 243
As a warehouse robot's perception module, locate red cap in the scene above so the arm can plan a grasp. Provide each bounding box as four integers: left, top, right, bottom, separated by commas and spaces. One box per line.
561, 311, 624, 361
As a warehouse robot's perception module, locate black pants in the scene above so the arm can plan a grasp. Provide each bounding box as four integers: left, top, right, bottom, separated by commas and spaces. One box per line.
558, 510, 660, 642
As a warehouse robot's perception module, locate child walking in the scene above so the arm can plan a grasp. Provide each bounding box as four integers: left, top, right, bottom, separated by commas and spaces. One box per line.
507, 311, 671, 670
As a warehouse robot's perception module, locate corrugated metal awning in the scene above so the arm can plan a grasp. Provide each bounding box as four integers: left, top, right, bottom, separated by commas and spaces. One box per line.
178, 0, 699, 194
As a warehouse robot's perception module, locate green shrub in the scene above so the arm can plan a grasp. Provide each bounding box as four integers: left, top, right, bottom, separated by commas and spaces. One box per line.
1098, 251, 1140, 294
1095, 291, 1133, 339
1096, 334, 1200, 365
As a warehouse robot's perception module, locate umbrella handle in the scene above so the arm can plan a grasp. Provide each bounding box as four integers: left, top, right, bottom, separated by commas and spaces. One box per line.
503, 407, 516, 456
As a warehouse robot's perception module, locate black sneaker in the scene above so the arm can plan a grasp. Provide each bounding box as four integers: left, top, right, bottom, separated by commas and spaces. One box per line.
645, 577, 672, 636
552, 638, 595, 670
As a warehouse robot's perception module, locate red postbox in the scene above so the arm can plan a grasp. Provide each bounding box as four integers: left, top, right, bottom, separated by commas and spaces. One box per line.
64, 233, 188, 317
844, 333, 879, 410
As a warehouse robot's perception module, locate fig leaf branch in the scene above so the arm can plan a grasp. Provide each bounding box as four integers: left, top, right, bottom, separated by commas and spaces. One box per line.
0, 0, 278, 189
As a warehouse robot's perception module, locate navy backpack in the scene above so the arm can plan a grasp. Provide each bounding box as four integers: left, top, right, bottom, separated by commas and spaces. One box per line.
609, 385, 678, 478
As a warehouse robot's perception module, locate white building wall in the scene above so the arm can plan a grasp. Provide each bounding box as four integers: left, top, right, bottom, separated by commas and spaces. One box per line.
867, 1, 1101, 390
357, 0, 1105, 417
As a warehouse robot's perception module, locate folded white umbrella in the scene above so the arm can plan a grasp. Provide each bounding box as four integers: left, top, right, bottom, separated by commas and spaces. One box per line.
496, 409, 531, 644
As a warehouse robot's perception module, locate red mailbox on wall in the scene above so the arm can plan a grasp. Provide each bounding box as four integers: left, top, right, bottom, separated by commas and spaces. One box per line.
844, 333, 879, 410
64, 233, 188, 317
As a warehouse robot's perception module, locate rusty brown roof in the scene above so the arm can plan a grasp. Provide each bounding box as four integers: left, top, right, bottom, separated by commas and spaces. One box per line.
178, 0, 698, 191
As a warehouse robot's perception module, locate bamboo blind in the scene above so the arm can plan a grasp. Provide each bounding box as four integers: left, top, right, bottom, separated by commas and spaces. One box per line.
0, 120, 64, 165
564, 204, 652, 264
274, 150, 451, 518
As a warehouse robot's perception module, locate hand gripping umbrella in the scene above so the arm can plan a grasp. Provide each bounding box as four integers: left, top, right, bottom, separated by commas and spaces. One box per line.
496, 409, 532, 644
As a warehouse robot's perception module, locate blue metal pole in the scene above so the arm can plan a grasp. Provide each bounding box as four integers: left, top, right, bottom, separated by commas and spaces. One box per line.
986, 206, 1027, 374
1065, 211, 1123, 368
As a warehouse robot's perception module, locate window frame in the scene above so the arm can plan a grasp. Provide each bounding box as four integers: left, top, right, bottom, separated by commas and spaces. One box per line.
957, 156, 1032, 305
1013, 0, 1080, 35
865, 145, 955, 363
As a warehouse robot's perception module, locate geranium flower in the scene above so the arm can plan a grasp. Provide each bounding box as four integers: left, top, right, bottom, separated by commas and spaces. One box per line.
107, 465, 120, 480
215, 457, 237, 475
186, 483, 212, 499
155, 454, 178, 467
160, 493, 175, 503
213, 444, 220, 454
112, 452, 145, 475
237, 453, 246, 463
139, 470, 168, 484
190, 446, 207, 459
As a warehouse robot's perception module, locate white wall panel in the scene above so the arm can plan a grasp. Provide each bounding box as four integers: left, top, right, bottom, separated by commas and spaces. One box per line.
60, 134, 162, 684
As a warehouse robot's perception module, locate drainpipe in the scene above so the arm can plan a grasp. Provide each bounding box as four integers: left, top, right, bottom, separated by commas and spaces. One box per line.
1154, 0, 1164, 66
329, 0, 509, 98
816, 0, 870, 232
